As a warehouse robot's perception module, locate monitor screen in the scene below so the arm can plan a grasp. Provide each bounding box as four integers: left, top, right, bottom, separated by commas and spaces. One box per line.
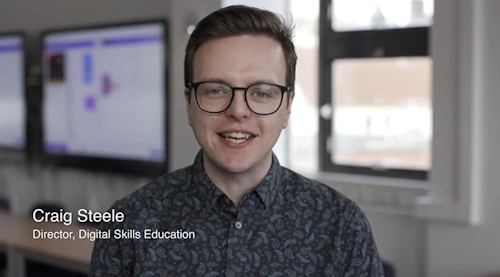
42, 22, 166, 165
0, 34, 25, 150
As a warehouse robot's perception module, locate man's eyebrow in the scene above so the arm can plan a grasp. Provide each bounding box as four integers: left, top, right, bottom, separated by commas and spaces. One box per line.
198, 78, 228, 83
197, 78, 282, 86
248, 80, 282, 86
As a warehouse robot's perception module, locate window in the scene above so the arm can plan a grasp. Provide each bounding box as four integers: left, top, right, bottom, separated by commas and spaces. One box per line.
319, 0, 433, 179
288, 0, 320, 172
332, 0, 434, 31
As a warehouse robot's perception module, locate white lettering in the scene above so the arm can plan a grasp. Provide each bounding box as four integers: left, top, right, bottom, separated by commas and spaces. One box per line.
144, 229, 151, 239
33, 229, 40, 238
77, 209, 125, 223
32, 229, 74, 239
32, 209, 44, 223
143, 229, 196, 240
114, 229, 140, 239
32, 209, 72, 226
79, 229, 111, 241
79, 229, 87, 239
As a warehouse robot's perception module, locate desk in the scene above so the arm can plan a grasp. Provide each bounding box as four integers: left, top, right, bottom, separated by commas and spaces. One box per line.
0, 212, 94, 277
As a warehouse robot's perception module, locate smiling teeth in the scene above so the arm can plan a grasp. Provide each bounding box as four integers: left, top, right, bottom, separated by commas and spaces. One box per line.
227, 138, 247, 144
223, 132, 252, 139
222, 132, 252, 144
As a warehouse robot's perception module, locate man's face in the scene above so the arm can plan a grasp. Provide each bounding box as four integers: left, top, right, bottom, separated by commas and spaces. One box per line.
185, 35, 293, 173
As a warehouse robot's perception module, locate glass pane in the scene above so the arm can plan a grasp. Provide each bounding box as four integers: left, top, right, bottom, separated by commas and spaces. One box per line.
221, 0, 287, 15
332, 0, 434, 32
331, 57, 432, 170
288, 0, 320, 172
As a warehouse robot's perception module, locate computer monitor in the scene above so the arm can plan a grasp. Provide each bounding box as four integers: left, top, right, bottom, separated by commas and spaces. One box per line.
41, 20, 169, 176
0, 32, 26, 156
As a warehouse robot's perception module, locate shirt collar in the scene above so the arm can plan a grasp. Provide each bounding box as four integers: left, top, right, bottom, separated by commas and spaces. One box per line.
190, 149, 282, 211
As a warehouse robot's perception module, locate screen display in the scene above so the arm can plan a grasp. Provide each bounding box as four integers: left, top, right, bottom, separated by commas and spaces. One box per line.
42, 22, 166, 162
0, 34, 25, 150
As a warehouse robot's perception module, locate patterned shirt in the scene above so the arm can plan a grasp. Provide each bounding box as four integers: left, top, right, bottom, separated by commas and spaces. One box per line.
89, 151, 384, 276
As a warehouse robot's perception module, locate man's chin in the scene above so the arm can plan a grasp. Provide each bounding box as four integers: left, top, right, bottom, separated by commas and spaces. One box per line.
203, 149, 259, 174
218, 159, 253, 174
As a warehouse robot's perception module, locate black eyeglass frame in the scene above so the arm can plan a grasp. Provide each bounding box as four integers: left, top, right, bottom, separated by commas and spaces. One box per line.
187, 81, 294, 115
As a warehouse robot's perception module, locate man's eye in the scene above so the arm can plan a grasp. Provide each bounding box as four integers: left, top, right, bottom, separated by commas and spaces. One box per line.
209, 89, 224, 94
253, 91, 269, 97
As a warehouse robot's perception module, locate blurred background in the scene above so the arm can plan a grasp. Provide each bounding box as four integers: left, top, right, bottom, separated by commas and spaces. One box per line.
0, 0, 499, 277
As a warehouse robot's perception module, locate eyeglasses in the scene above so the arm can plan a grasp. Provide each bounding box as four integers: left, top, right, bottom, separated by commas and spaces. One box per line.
187, 81, 293, 115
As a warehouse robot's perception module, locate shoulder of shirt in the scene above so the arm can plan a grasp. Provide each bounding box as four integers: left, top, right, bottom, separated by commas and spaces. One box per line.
281, 166, 364, 217
108, 165, 192, 212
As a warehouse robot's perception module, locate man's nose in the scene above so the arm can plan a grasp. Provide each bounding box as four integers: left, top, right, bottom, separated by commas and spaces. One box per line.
225, 89, 251, 119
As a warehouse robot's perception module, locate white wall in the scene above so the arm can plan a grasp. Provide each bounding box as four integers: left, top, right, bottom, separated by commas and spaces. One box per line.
367, 211, 426, 277
426, 0, 500, 276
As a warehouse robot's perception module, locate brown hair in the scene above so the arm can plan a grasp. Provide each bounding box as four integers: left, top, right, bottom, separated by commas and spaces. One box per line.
184, 5, 297, 91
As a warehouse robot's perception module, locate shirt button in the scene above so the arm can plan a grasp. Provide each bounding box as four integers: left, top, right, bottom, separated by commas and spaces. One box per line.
235, 221, 243, 229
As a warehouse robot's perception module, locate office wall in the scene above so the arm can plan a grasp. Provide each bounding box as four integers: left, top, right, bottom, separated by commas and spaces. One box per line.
426, 0, 500, 276
366, 212, 426, 277
0, 0, 218, 169
0, 0, 212, 212
0, 0, 167, 61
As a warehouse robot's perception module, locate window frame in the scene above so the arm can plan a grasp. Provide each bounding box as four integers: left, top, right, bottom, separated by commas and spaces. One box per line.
319, 0, 431, 180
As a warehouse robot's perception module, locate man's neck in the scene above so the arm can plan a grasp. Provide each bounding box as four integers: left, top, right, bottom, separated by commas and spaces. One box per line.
203, 152, 272, 205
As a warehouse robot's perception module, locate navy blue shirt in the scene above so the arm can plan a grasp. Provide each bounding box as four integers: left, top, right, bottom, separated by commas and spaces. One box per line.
89, 151, 384, 276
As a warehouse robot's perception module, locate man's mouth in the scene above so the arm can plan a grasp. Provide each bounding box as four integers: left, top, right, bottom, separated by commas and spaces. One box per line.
219, 132, 255, 144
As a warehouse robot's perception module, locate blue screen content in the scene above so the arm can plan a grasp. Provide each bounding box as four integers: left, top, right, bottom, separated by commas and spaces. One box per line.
0, 35, 25, 149
42, 23, 165, 162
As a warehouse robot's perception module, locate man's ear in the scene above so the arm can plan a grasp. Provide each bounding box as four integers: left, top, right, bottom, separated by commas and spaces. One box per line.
185, 88, 193, 127
283, 91, 295, 129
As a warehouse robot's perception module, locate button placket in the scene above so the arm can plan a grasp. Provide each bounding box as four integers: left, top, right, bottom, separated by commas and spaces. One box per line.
225, 216, 246, 276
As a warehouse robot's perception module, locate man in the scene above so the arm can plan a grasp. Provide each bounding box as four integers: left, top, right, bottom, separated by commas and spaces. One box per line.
89, 5, 385, 277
